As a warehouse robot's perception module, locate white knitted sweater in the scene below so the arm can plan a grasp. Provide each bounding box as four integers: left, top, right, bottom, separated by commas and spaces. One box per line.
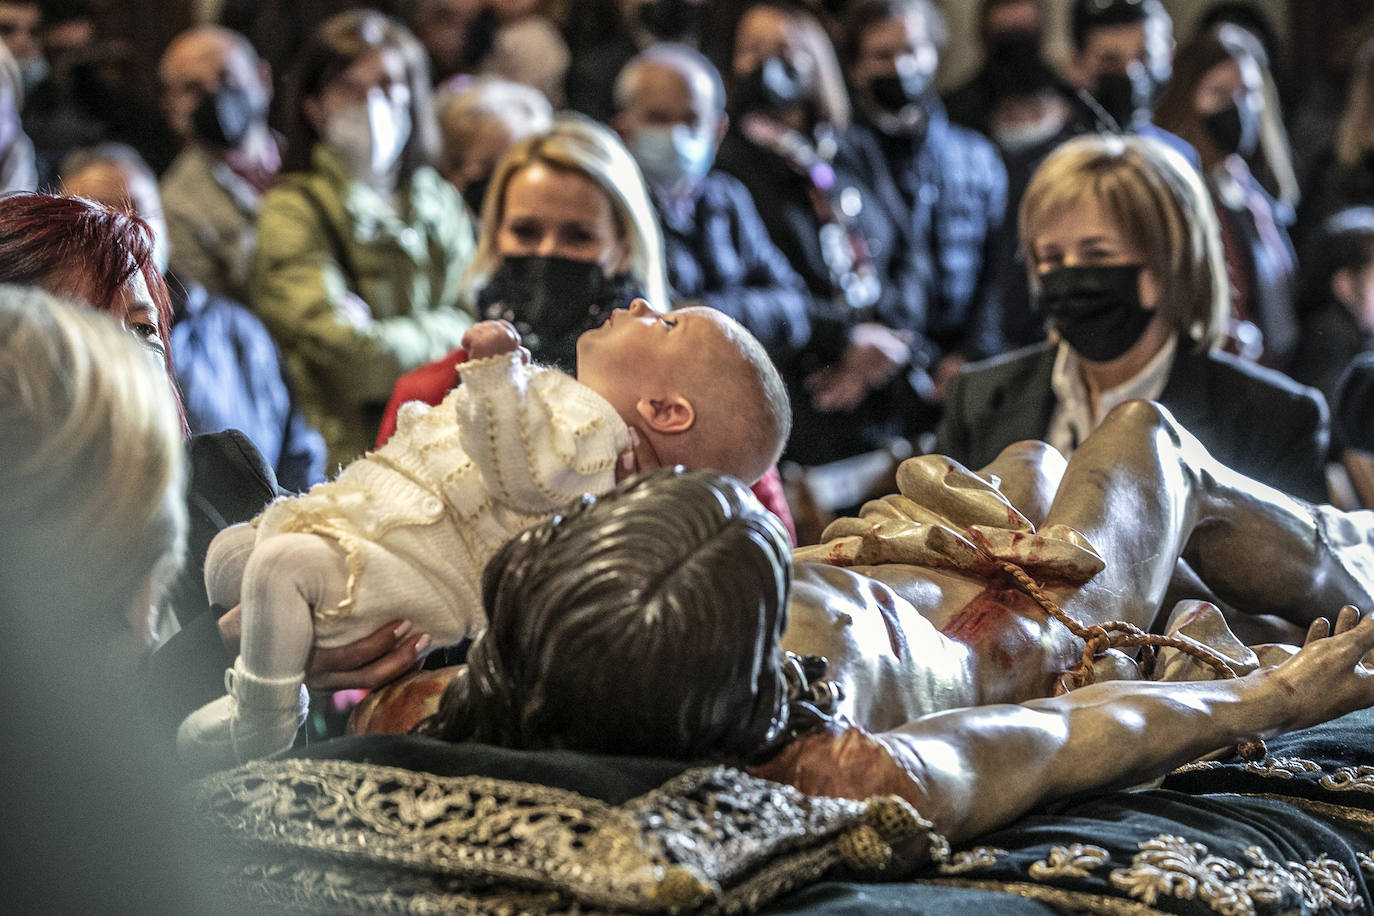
255, 352, 631, 646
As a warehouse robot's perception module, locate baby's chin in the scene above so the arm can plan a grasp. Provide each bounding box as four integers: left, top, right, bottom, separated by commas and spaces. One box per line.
573, 331, 600, 376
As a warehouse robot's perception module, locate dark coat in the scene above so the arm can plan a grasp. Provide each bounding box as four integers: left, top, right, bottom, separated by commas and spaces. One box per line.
838, 102, 1010, 364
170, 276, 327, 493
657, 169, 813, 363
712, 126, 943, 463
1292, 299, 1374, 422
936, 342, 1331, 503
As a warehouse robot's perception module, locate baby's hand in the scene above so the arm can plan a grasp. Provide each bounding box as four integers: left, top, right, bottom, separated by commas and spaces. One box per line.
462, 319, 527, 362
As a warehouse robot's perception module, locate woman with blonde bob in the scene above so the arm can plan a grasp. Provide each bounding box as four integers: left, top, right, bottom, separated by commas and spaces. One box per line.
938, 133, 1329, 502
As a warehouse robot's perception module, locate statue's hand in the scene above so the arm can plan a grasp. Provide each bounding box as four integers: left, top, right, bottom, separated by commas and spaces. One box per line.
1265, 606, 1374, 733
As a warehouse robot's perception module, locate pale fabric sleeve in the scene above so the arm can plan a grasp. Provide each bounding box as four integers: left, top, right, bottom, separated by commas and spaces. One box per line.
456, 353, 631, 515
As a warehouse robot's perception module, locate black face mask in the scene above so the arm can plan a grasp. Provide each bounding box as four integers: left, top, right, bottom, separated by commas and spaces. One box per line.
987, 28, 1043, 57
1037, 264, 1155, 363
461, 6, 500, 67
1202, 101, 1259, 158
638, 0, 704, 41
477, 255, 638, 370
190, 84, 258, 148
1091, 71, 1152, 130
985, 33, 1056, 97
733, 57, 806, 115
868, 68, 931, 114
462, 176, 490, 215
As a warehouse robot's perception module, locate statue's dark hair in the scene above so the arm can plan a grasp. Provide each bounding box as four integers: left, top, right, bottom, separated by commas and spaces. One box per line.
422, 468, 795, 763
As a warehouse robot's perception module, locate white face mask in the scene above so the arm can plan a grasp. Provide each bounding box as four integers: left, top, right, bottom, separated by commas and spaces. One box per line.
17, 55, 46, 94
631, 123, 714, 194
991, 110, 1067, 154
324, 88, 412, 181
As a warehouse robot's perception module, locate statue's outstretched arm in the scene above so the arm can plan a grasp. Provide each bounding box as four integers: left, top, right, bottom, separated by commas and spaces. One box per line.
884, 607, 1374, 844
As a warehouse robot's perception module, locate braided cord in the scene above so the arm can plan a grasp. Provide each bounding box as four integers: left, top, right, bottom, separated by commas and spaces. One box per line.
996, 560, 1267, 762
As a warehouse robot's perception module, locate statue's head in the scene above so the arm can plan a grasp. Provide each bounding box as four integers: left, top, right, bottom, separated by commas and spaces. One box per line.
429, 468, 795, 762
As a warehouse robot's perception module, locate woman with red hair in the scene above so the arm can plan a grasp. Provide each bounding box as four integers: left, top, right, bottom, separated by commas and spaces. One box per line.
0, 192, 182, 419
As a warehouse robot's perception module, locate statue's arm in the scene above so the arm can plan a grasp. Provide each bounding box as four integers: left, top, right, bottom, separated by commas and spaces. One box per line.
881, 608, 1374, 844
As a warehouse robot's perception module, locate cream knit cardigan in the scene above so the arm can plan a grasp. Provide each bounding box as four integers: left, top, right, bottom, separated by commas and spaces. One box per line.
255, 352, 631, 647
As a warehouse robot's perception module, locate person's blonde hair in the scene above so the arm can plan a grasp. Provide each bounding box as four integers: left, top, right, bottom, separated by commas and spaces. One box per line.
462, 115, 669, 308
0, 287, 186, 636
1336, 38, 1374, 170
1019, 134, 1230, 350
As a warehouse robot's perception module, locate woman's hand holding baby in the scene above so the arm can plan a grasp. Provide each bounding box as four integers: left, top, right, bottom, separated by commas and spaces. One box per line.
616, 426, 661, 482
219, 606, 429, 690
463, 319, 530, 363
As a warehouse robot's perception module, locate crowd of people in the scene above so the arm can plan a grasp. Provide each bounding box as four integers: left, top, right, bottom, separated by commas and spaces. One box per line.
8, 0, 1374, 908
0, 0, 1370, 491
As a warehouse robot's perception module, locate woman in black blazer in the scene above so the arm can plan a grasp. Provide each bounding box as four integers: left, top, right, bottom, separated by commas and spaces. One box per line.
937, 134, 1329, 502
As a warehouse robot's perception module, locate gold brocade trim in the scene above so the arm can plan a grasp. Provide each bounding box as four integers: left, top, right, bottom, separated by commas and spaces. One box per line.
918, 877, 1171, 915
1030, 843, 1111, 879
192, 759, 945, 914
932, 825, 1370, 916
1108, 835, 1361, 915
1245, 756, 1325, 779
1172, 756, 1374, 790
939, 847, 1009, 874
1172, 759, 1223, 775
1323, 767, 1374, 792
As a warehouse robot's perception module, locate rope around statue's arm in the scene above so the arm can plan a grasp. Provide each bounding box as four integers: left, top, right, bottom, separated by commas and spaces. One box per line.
996, 560, 1268, 762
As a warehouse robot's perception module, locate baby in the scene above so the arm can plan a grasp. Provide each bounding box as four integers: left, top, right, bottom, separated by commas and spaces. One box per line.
177, 300, 791, 767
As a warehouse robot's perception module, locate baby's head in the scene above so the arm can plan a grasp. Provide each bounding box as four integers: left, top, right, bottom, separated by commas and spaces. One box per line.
576, 300, 790, 484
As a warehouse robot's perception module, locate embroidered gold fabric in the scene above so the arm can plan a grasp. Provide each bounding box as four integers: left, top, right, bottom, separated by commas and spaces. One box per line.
1173, 755, 1368, 784
191, 758, 944, 914
1108, 836, 1360, 915
1030, 844, 1111, 879
939, 847, 1009, 875
934, 825, 1371, 916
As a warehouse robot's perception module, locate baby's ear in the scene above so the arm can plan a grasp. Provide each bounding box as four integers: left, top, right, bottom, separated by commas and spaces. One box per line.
635, 394, 695, 434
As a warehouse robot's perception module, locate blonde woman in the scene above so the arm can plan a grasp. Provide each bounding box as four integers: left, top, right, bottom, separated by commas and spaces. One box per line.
461, 114, 669, 369
376, 115, 669, 429
937, 134, 1329, 502
1, 287, 185, 646
0, 288, 228, 910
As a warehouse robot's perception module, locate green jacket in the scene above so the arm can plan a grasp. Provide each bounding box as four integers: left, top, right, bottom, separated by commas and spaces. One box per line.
253, 145, 476, 468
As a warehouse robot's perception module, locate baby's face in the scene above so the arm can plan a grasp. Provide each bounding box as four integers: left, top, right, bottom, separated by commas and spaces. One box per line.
575, 301, 731, 419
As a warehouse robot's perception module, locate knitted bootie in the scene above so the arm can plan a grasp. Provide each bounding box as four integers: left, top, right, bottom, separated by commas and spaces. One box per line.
177, 657, 309, 771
